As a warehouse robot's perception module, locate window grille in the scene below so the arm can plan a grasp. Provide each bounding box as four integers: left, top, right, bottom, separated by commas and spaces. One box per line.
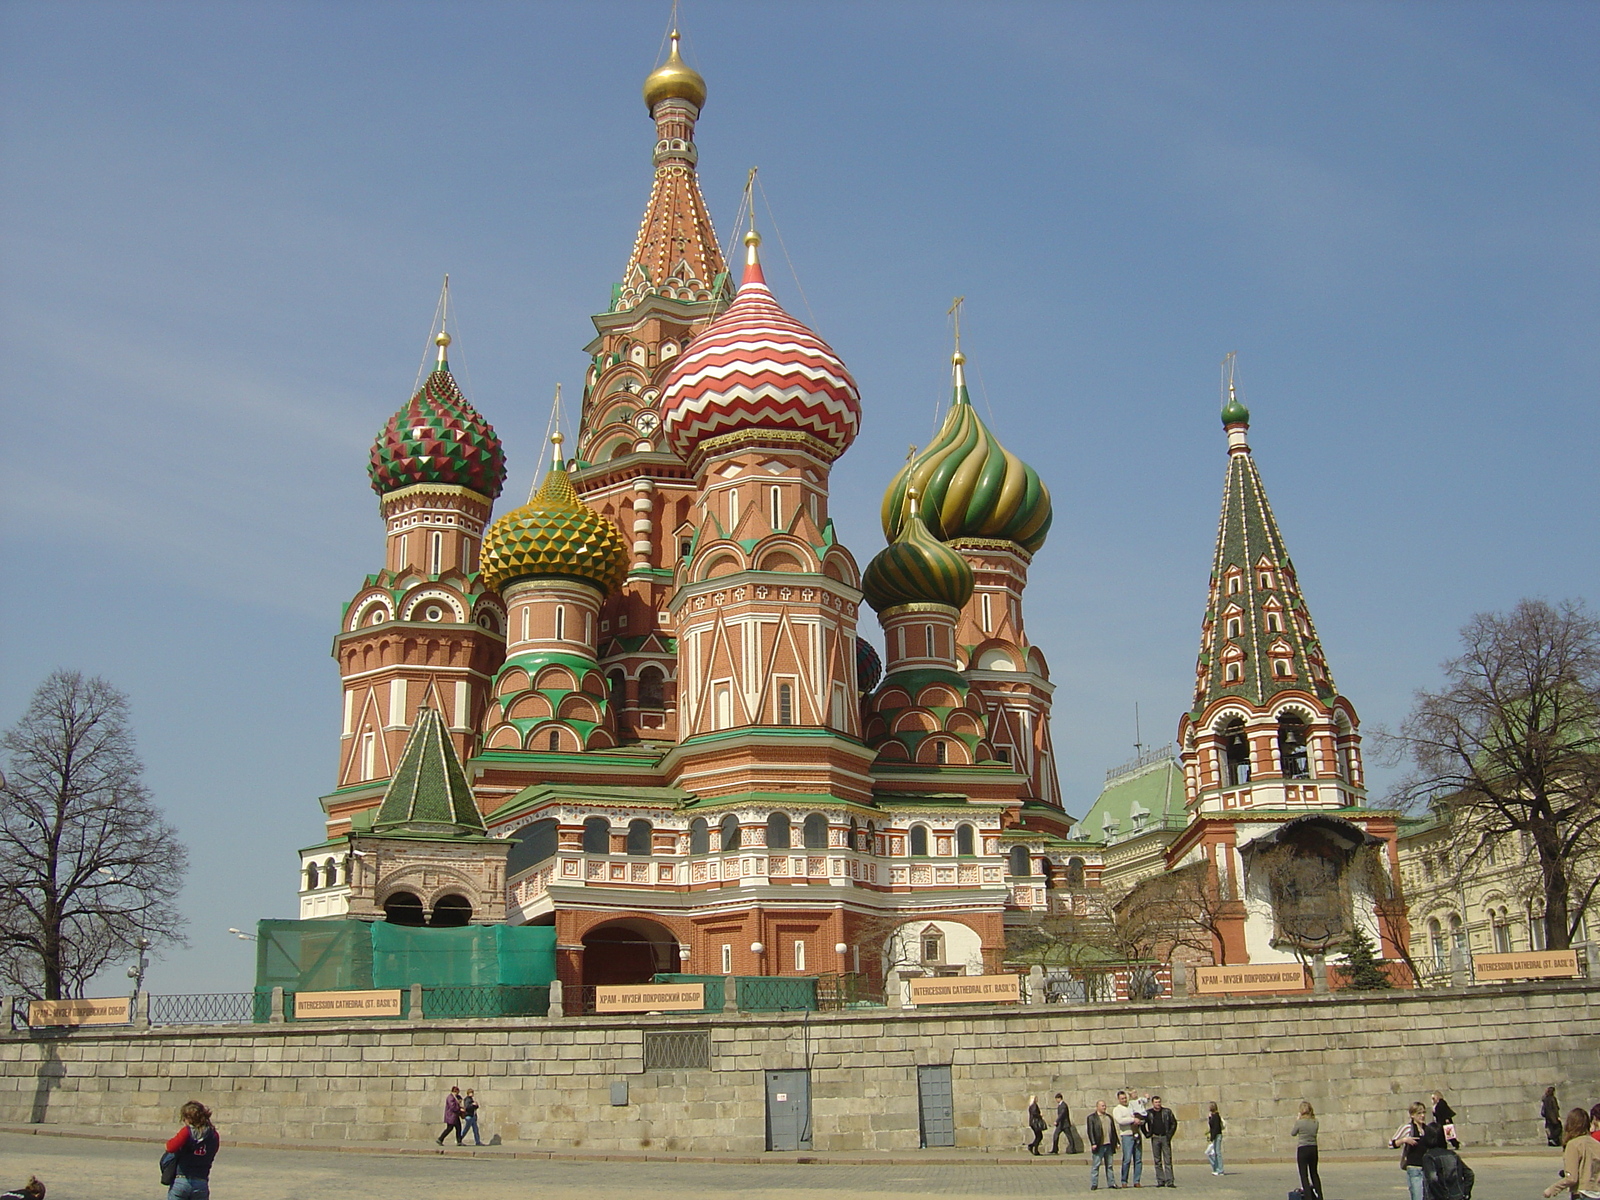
644, 1028, 710, 1071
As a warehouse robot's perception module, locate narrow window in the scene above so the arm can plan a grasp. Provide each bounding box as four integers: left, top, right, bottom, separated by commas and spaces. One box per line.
793, 940, 806, 973
680, 536, 693, 560
585, 610, 593, 643
922, 934, 941, 964
803, 813, 828, 849
1259, 572, 1273, 589
626, 819, 653, 856
1008, 845, 1032, 877
1225, 662, 1242, 682
849, 816, 860, 851
430, 531, 442, 575
548, 729, 560, 752
910, 825, 929, 856
728, 488, 738, 528
721, 944, 733, 974
981, 593, 992, 631
398, 533, 408, 571
719, 814, 741, 851
639, 667, 665, 708
555, 606, 566, 641
306, 862, 320, 890
689, 818, 709, 855
934, 739, 948, 764
1227, 575, 1241, 595
777, 682, 794, 726
521, 606, 530, 642
608, 670, 626, 710
766, 812, 791, 849
1226, 617, 1241, 639
713, 682, 733, 729
1277, 713, 1309, 778
809, 494, 818, 522
361, 730, 377, 780
956, 824, 975, 856
770, 486, 782, 529
1266, 612, 1281, 632
582, 816, 610, 853
1222, 719, 1251, 785
1274, 658, 1292, 678
924, 624, 936, 657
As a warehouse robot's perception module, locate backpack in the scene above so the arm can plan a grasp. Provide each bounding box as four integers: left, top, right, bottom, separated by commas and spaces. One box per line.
1422, 1147, 1473, 1200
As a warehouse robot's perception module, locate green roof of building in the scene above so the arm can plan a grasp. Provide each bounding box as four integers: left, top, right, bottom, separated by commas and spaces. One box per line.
373, 707, 486, 836
1073, 753, 1187, 844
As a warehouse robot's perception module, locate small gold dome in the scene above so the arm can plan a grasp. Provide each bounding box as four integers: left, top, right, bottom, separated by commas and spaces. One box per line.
643, 31, 706, 112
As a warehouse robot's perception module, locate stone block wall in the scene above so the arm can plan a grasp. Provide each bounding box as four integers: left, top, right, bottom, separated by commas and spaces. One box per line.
1, 982, 1595, 1158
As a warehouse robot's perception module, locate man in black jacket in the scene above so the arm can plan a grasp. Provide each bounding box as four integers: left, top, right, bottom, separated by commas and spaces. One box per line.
1087, 1100, 1117, 1190
1051, 1093, 1074, 1154
1144, 1094, 1178, 1188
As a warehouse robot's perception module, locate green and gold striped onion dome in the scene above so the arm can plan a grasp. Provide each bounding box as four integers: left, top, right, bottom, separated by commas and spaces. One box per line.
862, 505, 975, 613
880, 359, 1051, 553
480, 465, 629, 596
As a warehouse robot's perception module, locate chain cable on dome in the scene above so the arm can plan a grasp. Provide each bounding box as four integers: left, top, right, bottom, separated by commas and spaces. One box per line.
753, 173, 819, 332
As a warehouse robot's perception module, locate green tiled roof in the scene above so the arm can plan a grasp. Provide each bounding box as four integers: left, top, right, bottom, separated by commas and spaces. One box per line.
1074, 755, 1186, 844
1191, 412, 1337, 716
373, 707, 485, 836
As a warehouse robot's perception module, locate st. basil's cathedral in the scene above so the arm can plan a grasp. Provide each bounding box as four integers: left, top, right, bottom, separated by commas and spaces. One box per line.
296, 34, 1411, 994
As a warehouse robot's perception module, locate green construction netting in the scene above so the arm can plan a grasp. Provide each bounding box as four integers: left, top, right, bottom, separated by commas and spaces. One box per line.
255, 920, 556, 991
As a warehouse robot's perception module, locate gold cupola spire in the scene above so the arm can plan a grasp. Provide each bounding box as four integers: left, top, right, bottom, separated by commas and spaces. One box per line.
643, 29, 707, 111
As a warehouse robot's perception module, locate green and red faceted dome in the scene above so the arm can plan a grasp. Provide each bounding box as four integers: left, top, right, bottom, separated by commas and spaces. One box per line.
369, 333, 507, 500
661, 232, 860, 463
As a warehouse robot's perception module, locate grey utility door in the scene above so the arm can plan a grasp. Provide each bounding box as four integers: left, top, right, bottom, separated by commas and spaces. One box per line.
765, 1069, 812, 1151
918, 1064, 955, 1147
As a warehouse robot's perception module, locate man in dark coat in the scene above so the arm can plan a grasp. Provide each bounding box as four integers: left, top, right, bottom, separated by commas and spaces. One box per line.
1144, 1094, 1179, 1188
1051, 1093, 1077, 1154
1087, 1100, 1117, 1189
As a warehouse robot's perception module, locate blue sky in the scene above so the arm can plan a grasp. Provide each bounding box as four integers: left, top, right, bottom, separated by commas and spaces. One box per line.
1, 1, 1595, 994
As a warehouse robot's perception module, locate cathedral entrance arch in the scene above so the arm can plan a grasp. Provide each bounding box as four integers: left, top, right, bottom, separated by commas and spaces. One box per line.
580, 917, 680, 988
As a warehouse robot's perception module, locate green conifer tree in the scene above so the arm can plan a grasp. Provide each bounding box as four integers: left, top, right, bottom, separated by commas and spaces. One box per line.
1337, 924, 1392, 990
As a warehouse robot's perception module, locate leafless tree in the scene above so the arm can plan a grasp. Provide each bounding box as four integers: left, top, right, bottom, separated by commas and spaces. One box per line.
1387, 599, 1600, 950
1112, 863, 1228, 966
0, 672, 187, 999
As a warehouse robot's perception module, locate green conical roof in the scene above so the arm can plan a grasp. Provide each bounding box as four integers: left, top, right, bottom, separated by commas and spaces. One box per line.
881, 354, 1052, 553
1190, 411, 1337, 716
862, 497, 974, 612
373, 707, 485, 835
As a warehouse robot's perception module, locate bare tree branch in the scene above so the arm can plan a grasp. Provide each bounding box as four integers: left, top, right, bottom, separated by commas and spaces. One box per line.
0, 671, 188, 998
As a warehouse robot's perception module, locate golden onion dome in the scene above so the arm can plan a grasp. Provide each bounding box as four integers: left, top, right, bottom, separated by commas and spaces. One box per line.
862, 490, 975, 613
881, 352, 1053, 554
481, 434, 629, 596
642, 30, 706, 112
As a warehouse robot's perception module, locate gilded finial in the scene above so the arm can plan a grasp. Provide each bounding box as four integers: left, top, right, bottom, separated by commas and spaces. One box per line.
643, 22, 707, 111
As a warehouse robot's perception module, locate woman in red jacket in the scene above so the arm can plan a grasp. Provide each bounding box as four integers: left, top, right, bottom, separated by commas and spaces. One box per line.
164, 1101, 220, 1199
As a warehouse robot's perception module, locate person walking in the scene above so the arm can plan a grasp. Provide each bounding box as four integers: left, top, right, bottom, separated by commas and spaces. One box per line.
1143, 1094, 1178, 1188
1206, 1102, 1225, 1176
1291, 1101, 1323, 1200
1087, 1099, 1118, 1190
436, 1086, 463, 1146
1049, 1093, 1074, 1154
1544, 1108, 1600, 1198
164, 1101, 220, 1200
1112, 1089, 1144, 1187
1545, 1087, 1565, 1147
459, 1089, 483, 1146
1026, 1094, 1047, 1155
1390, 1100, 1431, 1200
1431, 1089, 1459, 1149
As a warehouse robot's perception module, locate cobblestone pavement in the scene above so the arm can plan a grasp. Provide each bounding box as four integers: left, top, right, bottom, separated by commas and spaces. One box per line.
0, 1131, 1554, 1200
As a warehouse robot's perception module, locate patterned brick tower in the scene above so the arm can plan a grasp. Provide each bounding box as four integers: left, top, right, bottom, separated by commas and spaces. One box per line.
326, 319, 509, 837
1167, 375, 1405, 967
574, 29, 731, 747
879, 350, 1061, 807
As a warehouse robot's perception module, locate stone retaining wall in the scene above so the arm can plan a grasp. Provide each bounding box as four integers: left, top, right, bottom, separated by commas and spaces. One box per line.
1, 982, 1595, 1158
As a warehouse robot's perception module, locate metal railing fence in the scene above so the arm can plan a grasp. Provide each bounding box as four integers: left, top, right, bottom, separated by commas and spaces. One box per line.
150, 992, 256, 1025
420, 985, 548, 1019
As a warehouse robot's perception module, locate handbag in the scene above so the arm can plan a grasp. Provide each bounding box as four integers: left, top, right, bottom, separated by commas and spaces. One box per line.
159, 1150, 178, 1187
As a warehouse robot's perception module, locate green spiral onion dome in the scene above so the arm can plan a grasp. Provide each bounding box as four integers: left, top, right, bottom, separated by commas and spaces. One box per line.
862, 495, 976, 613
480, 437, 629, 596
856, 637, 883, 693
880, 353, 1051, 554
369, 333, 507, 500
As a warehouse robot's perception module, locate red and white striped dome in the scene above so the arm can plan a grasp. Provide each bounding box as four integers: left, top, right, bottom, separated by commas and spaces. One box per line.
661, 233, 861, 463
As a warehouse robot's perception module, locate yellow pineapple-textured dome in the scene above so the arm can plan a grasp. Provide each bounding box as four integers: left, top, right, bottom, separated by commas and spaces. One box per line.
643, 31, 706, 111
481, 437, 629, 596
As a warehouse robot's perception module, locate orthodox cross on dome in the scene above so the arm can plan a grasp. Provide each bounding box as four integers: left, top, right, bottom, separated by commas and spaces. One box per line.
1190, 358, 1336, 715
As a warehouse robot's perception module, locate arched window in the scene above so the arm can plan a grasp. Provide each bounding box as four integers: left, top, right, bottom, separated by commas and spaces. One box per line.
324, 857, 338, 887
849, 816, 860, 851
430, 531, 442, 575
608, 670, 627, 711
1226, 617, 1242, 639
639, 666, 665, 709
1008, 845, 1032, 877
507, 818, 558, 876
689, 817, 709, 855
384, 891, 425, 926
719, 814, 741, 852
548, 728, 560, 752
766, 812, 792, 850
956, 823, 975, 856
626, 818, 653, 856
305, 862, 320, 890
803, 813, 828, 850
555, 606, 566, 641
1066, 856, 1086, 888
770, 485, 782, 529
1277, 712, 1309, 778
582, 816, 610, 854
909, 825, 929, 856
1224, 662, 1243, 682
429, 894, 472, 927
1222, 717, 1251, 785
777, 682, 794, 726
865, 820, 877, 855
1428, 918, 1446, 971
934, 739, 948, 764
